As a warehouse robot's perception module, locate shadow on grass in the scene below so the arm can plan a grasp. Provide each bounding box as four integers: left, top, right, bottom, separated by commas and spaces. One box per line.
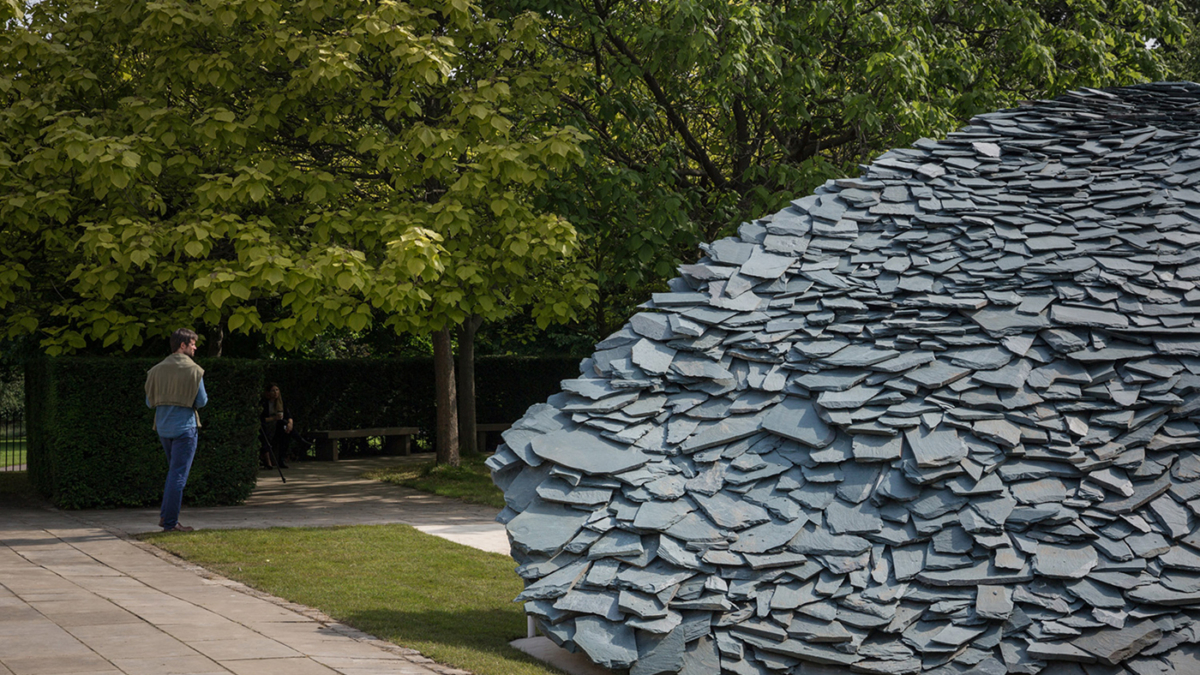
365, 454, 506, 510
342, 607, 530, 647
339, 608, 568, 675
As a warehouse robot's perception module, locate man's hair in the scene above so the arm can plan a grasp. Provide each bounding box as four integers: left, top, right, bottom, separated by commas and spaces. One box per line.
170, 328, 199, 352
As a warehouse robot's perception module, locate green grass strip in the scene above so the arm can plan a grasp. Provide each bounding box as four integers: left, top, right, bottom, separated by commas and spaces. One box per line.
364, 454, 506, 510
144, 525, 560, 675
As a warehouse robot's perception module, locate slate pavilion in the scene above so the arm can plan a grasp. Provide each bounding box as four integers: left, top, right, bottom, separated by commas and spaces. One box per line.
489, 82, 1200, 675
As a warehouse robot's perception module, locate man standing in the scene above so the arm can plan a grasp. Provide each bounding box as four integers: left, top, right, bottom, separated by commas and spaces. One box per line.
144, 328, 207, 532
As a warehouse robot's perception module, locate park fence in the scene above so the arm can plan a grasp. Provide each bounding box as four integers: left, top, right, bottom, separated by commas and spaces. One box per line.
0, 411, 25, 472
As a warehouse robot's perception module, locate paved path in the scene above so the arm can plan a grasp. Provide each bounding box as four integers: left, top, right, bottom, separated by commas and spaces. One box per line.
0, 456, 511, 675
73, 457, 510, 555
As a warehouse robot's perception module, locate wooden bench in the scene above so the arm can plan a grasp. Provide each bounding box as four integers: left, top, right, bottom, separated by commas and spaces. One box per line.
309, 427, 420, 461
476, 423, 511, 453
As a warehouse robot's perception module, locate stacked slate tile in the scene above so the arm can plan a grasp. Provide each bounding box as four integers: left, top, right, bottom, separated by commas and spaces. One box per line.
487, 82, 1200, 675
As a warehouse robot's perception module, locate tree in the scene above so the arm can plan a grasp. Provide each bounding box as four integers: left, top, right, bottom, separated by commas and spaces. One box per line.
0, 0, 594, 464
510, 0, 1186, 337
1168, 0, 1200, 80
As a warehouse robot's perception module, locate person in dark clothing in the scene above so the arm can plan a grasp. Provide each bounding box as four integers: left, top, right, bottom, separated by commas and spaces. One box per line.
260, 382, 294, 469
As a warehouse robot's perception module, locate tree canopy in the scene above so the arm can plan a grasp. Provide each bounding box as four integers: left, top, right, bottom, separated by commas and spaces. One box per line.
1170, 0, 1200, 80
0, 0, 593, 356
0, 0, 1187, 352
518, 0, 1187, 335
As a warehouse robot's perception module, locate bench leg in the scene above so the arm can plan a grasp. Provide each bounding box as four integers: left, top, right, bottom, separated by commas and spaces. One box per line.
477, 430, 488, 454
315, 439, 338, 461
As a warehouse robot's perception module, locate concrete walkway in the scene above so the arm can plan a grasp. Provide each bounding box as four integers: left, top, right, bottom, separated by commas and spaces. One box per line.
73, 457, 511, 555
0, 456, 511, 675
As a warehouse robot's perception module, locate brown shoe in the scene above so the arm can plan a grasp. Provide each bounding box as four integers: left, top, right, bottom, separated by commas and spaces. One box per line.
163, 523, 194, 532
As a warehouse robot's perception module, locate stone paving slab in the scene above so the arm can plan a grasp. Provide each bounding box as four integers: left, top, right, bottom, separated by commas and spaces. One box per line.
0, 457, 508, 675
0, 505, 472, 675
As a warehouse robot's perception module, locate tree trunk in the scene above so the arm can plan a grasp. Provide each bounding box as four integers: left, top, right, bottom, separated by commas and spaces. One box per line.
433, 327, 460, 467
206, 319, 225, 357
456, 315, 483, 456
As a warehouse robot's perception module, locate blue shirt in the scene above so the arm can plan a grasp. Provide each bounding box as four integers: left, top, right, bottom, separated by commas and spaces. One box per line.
147, 379, 207, 438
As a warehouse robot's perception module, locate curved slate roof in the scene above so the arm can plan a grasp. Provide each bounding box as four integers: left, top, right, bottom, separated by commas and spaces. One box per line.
487, 82, 1200, 675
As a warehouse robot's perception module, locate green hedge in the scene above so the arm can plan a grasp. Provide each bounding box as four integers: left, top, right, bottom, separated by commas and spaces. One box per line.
26, 354, 581, 508
474, 355, 582, 423
265, 359, 438, 437
265, 355, 582, 454
26, 357, 263, 510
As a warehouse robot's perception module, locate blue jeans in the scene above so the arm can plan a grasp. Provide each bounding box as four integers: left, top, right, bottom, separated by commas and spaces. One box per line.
159, 429, 197, 529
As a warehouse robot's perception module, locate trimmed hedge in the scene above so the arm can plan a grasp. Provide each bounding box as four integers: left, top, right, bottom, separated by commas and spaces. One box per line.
473, 355, 582, 423
26, 354, 582, 508
264, 359, 438, 440
26, 357, 263, 510
264, 355, 582, 454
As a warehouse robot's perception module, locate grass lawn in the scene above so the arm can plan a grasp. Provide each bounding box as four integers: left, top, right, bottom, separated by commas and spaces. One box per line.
1, 438, 25, 468
363, 454, 506, 510
144, 524, 560, 675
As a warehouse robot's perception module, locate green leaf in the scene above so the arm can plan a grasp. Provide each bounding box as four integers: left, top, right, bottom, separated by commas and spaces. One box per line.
210, 288, 230, 308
